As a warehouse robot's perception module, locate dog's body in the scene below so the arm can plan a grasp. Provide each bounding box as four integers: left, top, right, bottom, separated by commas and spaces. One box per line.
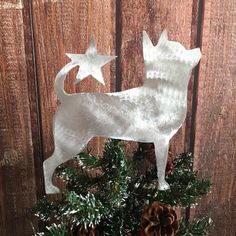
43, 31, 201, 194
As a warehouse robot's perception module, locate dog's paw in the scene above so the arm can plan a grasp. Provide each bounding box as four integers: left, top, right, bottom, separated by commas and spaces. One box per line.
158, 180, 170, 191
45, 184, 60, 194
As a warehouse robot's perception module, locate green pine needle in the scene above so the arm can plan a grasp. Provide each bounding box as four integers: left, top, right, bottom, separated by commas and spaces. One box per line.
177, 217, 214, 236
125, 153, 211, 209
34, 223, 70, 236
33, 140, 212, 235
75, 152, 101, 169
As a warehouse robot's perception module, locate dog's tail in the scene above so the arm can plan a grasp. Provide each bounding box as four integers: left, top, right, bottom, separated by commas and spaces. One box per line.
54, 62, 77, 102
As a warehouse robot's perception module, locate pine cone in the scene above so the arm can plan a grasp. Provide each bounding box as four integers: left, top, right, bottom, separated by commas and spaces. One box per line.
141, 202, 179, 236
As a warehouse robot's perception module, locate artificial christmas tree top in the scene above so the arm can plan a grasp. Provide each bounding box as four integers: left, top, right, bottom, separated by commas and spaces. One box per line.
33, 140, 212, 235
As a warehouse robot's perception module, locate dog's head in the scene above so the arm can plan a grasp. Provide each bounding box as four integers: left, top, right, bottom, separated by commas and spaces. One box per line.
143, 30, 201, 81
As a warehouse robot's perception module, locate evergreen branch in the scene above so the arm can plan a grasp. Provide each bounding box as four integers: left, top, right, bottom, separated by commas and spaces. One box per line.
98, 139, 129, 208
33, 140, 212, 235
56, 165, 101, 194
56, 191, 108, 227
176, 217, 213, 236
128, 153, 211, 208
75, 152, 101, 169
32, 196, 58, 222
34, 223, 70, 236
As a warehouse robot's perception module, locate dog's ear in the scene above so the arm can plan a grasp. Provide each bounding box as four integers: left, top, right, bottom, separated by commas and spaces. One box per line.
158, 29, 168, 44
143, 31, 155, 60
143, 31, 154, 49
189, 48, 201, 66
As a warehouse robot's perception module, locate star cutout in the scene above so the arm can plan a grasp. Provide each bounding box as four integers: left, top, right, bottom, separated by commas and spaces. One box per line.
66, 39, 116, 85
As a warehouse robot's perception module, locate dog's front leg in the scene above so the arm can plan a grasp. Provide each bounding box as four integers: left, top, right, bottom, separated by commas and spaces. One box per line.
154, 138, 170, 190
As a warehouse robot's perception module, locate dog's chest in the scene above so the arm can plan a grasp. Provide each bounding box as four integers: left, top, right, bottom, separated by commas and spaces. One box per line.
112, 86, 187, 126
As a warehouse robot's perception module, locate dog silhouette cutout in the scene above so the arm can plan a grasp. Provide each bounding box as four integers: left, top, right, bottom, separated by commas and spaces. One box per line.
43, 30, 201, 194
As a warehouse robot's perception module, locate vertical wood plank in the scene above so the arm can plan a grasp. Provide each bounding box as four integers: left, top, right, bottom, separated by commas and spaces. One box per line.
31, 0, 116, 191
117, 0, 196, 219
0, 0, 38, 235
118, 0, 196, 156
191, 1, 236, 235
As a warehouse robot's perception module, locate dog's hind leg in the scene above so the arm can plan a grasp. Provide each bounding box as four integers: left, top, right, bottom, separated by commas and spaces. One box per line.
154, 138, 171, 190
43, 134, 91, 194
43, 147, 67, 194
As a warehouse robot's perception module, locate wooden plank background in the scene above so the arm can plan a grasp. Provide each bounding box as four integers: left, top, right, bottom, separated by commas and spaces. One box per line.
31, 0, 116, 192
191, 0, 236, 235
0, 0, 235, 235
0, 1, 39, 235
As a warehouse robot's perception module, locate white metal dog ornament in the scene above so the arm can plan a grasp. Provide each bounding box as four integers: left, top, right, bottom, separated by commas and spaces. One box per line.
43, 30, 201, 194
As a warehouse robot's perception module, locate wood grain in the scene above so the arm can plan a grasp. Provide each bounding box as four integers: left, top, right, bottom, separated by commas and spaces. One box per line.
0, 0, 38, 235
117, 0, 197, 219
191, 0, 236, 235
118, 0, 196, 156
31, 0, 116, 192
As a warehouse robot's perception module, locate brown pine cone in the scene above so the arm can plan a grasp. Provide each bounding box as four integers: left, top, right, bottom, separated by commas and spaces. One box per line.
141, 202, 179, 236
